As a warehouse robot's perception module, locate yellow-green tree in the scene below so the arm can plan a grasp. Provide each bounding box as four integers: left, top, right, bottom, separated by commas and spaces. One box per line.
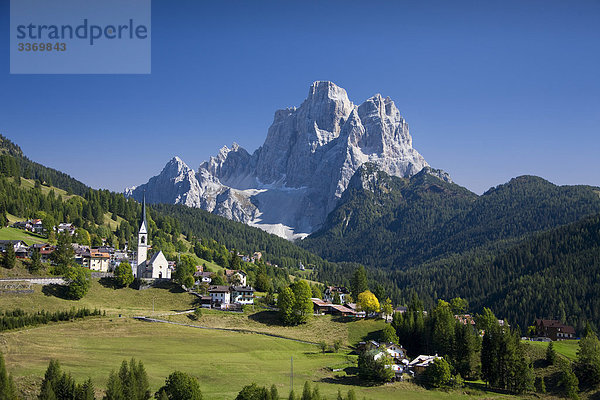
381, 298, 394, 319
357, 290, 380, 315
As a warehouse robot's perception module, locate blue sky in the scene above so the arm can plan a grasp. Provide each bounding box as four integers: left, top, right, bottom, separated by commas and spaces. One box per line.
1, 0, 599, 194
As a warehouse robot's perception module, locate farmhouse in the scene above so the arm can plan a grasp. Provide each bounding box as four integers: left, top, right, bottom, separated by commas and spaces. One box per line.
534, 319, 576, 341
323, 286, 350, 303
408, 355, 442, 374
225, 269, 247, 286
208, 285, 255, 309
311, 298, 357, 317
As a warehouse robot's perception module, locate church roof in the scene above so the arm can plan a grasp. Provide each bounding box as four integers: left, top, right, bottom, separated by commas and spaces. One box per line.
139, 193, 148, 234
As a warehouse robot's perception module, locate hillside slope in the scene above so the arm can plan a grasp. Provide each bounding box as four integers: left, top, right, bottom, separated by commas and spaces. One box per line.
302, 164, 600, 269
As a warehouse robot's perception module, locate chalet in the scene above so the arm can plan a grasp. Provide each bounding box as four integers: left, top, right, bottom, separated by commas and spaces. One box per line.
225, 269, 247, 286
408, 355, 442, 374
83, 250, 110, 272
13, 221, 31, 230
0, 240, 28, 256
324, 286, 350, 303
395, 306, 408, 314
328, 304, 356, 317
30, 219, 44, 233
534, 319, 576, 341
312, 298, 332, 315
208, 285, 231, 307
30, 243, 55, 262
57, 223, 76, 235
231, 286, 255, 305
194, 271, 213, 284
311, 298, 357, 317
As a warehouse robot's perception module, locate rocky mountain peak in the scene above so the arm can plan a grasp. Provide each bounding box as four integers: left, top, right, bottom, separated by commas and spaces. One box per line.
126, 82, 439, 240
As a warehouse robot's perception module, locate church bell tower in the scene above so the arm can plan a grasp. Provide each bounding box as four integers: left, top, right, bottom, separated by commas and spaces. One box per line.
137, 193, 148, 268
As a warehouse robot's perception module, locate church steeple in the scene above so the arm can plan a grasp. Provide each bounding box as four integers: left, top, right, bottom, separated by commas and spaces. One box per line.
136, 192, 148, 273
139, 192, 148, 234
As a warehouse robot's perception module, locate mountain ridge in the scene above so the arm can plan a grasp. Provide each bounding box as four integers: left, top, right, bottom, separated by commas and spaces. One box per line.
126, 81, 433, 239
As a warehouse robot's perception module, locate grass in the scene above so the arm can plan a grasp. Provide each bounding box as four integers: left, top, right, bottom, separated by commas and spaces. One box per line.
525, 339, 580, 360
164, 310, 386, 348
0, 227, 48, 245
0, 279, 196, 317
1, 318, 515, 400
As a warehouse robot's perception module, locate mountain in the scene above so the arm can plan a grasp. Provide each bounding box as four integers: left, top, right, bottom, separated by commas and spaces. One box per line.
378, 211, 600, 334
0, 134, 89, 196
301, 165, 600, 269
126, 81, 432, 239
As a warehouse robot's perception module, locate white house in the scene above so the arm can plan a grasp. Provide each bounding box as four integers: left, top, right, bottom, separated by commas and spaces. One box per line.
208, 285, 231, 307
324, 286, 350, 303
231, 286, 255, 305
225, 269, 247, 286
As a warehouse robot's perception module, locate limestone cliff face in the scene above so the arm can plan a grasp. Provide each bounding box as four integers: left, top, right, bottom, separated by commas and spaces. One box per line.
126, 81, 441, 240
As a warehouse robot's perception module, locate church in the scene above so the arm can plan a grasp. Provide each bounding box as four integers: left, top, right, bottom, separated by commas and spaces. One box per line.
134, 196, 171, 280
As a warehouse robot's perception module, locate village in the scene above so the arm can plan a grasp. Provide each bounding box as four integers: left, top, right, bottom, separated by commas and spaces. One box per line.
0, 204, 580, 385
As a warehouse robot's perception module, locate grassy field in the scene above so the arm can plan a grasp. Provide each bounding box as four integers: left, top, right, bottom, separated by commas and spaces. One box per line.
0, 227, 48, 245
0, 318, 515, 400
163, 310, 386, 348
0, 279, 197, 317
525, 339, 580, 360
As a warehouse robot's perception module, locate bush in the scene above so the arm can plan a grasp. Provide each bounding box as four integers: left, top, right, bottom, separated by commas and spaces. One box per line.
422, 358, 452, 388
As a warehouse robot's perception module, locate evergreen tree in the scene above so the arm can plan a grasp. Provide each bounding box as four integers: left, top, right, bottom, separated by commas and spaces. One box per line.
574, 329, 600, 386
29, 248, 42, 273
51, 233, 74, 273
75, 378, 95, 400
350, 266, 368, 300
269, 385, 278, 400
546, 341, 557, 365
103, 370, 124, 400
0, 351, 15, 400
560, 363, 580, 400
2, 246, 16, 269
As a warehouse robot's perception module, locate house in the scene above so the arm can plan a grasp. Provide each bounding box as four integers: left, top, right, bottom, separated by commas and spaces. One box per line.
198, 296, 212, 308
323, 286, 350, 303
311, 298, 332, 315
408, 355, 442, 374
208, 285, 231, 307
534, 319, 576, 341
57, 223, 76, 235
30, 243, 55, 262
224, 269, 247, 286
194, 271, 213, 284
13, 221, 32, 230
395, 306, 408, 314
30, 219, 44, 233
311, 298, 357, 317
328, 304, 356, 317
82, 250, 110, 272
231, 286, 254, 305
0, 240, 29, 257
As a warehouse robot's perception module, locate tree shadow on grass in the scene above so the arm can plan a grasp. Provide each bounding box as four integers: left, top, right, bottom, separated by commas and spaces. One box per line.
319, 369, 377, 387
247, 310, 287, 327
98, 277, 120, 289
42, 284, 70, 300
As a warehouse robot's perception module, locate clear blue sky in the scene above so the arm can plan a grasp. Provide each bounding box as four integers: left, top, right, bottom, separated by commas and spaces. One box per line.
1, 0, 598, 194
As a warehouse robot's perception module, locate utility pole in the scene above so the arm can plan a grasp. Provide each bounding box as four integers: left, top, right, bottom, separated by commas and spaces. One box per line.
290, 356, 293, 394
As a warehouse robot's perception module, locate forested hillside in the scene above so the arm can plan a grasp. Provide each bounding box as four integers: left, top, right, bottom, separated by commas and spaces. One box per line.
302, 164, 600, 269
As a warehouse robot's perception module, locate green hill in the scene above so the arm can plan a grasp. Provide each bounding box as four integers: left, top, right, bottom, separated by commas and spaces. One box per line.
302, 164, 600, 270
